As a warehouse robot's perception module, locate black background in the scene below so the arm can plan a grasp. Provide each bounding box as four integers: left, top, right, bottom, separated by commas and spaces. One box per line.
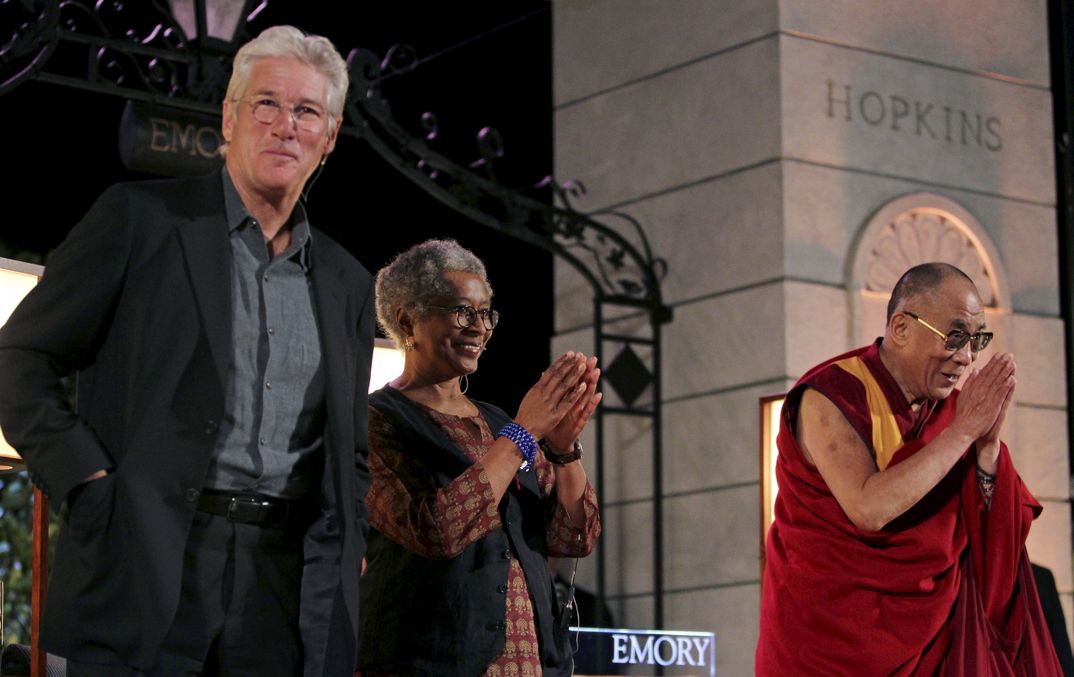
0, 2, 557, 409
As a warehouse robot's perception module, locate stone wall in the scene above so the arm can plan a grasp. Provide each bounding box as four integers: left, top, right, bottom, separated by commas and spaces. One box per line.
552, 1, 1068, 674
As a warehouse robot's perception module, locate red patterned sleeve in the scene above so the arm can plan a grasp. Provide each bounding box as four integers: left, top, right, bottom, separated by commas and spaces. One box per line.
365, 406, 502, 559
535, 455, 602, 557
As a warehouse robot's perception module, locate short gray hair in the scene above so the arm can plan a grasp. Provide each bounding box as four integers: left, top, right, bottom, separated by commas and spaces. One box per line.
225, 25, 349, 134
375, 239, 493, 349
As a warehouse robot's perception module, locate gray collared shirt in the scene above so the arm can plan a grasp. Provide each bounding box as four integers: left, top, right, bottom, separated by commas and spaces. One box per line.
204, 169, 326, 499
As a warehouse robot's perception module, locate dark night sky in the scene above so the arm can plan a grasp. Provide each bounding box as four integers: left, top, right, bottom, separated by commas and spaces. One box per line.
0, 2, 555, 408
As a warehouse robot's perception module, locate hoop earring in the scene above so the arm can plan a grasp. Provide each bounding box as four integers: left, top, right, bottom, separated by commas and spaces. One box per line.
459, 374, 469, 394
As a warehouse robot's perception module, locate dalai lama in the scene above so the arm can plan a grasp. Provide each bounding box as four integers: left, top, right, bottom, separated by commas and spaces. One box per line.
756, 262, 1062, 675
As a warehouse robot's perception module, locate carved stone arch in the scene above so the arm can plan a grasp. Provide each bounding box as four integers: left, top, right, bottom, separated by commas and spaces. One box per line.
847, 192, 1010, 346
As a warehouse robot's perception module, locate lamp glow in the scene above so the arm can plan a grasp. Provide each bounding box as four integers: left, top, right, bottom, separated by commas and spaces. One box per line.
0, 258, 43, 471
167, 0, 263, 43
370, 338, 405, 394
759, 393, 785, 571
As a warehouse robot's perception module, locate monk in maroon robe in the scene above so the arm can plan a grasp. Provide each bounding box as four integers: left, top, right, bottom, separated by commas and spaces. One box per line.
756, 263, 1062, 675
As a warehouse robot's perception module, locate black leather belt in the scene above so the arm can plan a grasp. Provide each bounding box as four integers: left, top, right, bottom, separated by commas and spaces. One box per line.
196, 490, 308, 529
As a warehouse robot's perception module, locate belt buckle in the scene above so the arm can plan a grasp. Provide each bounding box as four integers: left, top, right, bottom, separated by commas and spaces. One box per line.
226, 496, 269, 524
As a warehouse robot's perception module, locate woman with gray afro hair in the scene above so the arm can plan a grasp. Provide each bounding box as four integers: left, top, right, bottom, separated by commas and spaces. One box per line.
374, 238, 492, 351
360, 239, 604, 675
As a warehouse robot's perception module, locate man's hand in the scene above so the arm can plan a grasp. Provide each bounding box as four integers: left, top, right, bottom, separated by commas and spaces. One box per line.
968, 354, 1016, 474
81, 469, 108, 483
951, 353, 1015, 474
66, 468, 109, 507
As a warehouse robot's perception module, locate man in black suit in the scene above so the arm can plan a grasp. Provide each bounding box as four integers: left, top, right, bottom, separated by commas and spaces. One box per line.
0, 25, 373, 676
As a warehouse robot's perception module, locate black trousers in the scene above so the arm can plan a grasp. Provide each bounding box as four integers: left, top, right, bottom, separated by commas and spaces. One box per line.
67, 511, 304, 677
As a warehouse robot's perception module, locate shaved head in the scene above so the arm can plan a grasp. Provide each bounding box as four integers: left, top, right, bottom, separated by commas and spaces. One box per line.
886, 263, 976, 322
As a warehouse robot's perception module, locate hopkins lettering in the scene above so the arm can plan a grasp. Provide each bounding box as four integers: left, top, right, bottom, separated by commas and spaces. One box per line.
825, 80, 1002, 152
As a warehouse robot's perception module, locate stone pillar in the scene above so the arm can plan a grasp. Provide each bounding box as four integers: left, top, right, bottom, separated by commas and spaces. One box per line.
552, 1, 1068, 674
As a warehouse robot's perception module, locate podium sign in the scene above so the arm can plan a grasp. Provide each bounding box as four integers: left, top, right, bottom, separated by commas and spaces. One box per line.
571, 627, 716, 676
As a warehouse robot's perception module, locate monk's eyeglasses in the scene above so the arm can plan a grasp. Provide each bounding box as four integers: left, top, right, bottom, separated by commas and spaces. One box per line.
428, 305, 500, 330
903, 311, 993, 353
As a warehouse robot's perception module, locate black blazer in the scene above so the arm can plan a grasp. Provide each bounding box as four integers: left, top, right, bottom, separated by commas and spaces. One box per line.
0, 173, 374, 675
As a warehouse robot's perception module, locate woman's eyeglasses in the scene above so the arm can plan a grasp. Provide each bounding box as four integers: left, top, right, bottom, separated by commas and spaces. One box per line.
429, 305, 500, 330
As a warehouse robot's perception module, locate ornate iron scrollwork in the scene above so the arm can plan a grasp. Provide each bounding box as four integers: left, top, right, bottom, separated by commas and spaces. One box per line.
2, 0, 239, 113
345, 45, 670, 317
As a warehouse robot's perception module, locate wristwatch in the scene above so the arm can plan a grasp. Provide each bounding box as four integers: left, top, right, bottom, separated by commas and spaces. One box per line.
539, 439, 583, 465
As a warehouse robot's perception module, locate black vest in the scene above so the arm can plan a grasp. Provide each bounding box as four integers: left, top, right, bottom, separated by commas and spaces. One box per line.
358, 387, 573, 676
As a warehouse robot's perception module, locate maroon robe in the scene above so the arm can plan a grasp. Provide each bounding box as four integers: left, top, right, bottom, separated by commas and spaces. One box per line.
756, 341, 1061, 675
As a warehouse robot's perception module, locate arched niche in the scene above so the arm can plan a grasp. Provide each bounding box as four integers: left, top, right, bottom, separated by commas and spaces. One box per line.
847, 193, 1010, 350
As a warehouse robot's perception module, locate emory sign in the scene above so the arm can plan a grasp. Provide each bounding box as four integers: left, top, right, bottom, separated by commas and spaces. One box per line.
611, 633, 713, 667
571, 627, 716, 675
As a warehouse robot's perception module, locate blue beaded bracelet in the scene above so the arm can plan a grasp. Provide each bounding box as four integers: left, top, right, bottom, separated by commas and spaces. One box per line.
498, 422, 538, 472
